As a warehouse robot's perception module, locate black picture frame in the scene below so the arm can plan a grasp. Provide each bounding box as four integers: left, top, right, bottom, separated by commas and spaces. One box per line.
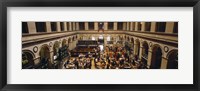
0, 0, 199, 91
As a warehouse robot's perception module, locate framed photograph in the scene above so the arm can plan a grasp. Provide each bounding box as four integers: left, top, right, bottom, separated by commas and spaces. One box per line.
0, 0, 199, 91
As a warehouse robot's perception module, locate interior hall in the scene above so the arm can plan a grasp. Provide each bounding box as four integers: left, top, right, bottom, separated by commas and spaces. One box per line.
22, 22, 178, 69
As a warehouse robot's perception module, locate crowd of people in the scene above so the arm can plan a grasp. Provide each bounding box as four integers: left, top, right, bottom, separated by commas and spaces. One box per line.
64, 56, 92, 69
63, 45, 148, 69
94, 46, 134, 69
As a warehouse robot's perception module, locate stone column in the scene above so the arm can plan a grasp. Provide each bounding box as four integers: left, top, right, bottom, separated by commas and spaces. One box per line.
133, 42, 137, 56
45, 22, 51, 33
147, 48, 153, 68
73, 22, 76, 31
76, 22, 79, 30
135, 22, 138, 31
141, 22, 146, 32
84, 22, 89, 30
47, 51, 54, 68
113, 22, 118, 30
139, 46, 143, 61
70, 41, 73, 50
130, 22, 133, 31
94, 22, 99, 30
126, 22, 129, 31
56, 22, 61, 32
27, 22, 37, 34
165, 22, 174, 33
161, 57, 168, 69
50, 51, 54, 64
72, 40, 77, 49
64, 22, 67, 31
68, 42, 71, 50
69, 22, 72, 31
150, 22, 156, 32
123, 22, 126, 30
33, 57, 40, 66
104, 22, 108, 30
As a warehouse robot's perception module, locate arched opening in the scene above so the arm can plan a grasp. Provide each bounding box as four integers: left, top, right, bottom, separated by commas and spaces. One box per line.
127, 37, 130, 42
120, 36, 123, 41
141, 41, 149, 66
22, 50, 35, 69
117, 36, 123, 44
39, 44, 51, 69
135, 39, 140, 61
111, 37, 114, 41
80, 36, 83, 40
150, 45, 162, 69
131, 38, 134, 52
167, 50, 178, 69
124, 36, 126, 40
62, 39, 67, 47
68, 38, 72, 44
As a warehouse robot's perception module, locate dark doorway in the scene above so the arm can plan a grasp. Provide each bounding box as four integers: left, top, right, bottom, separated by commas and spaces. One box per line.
150, 46, 162, 69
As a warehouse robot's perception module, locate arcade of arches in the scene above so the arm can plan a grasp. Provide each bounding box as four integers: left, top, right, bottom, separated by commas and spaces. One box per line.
22, 22, 178, 69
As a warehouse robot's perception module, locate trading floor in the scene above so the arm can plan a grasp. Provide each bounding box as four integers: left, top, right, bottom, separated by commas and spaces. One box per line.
62, 45, 144, 69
